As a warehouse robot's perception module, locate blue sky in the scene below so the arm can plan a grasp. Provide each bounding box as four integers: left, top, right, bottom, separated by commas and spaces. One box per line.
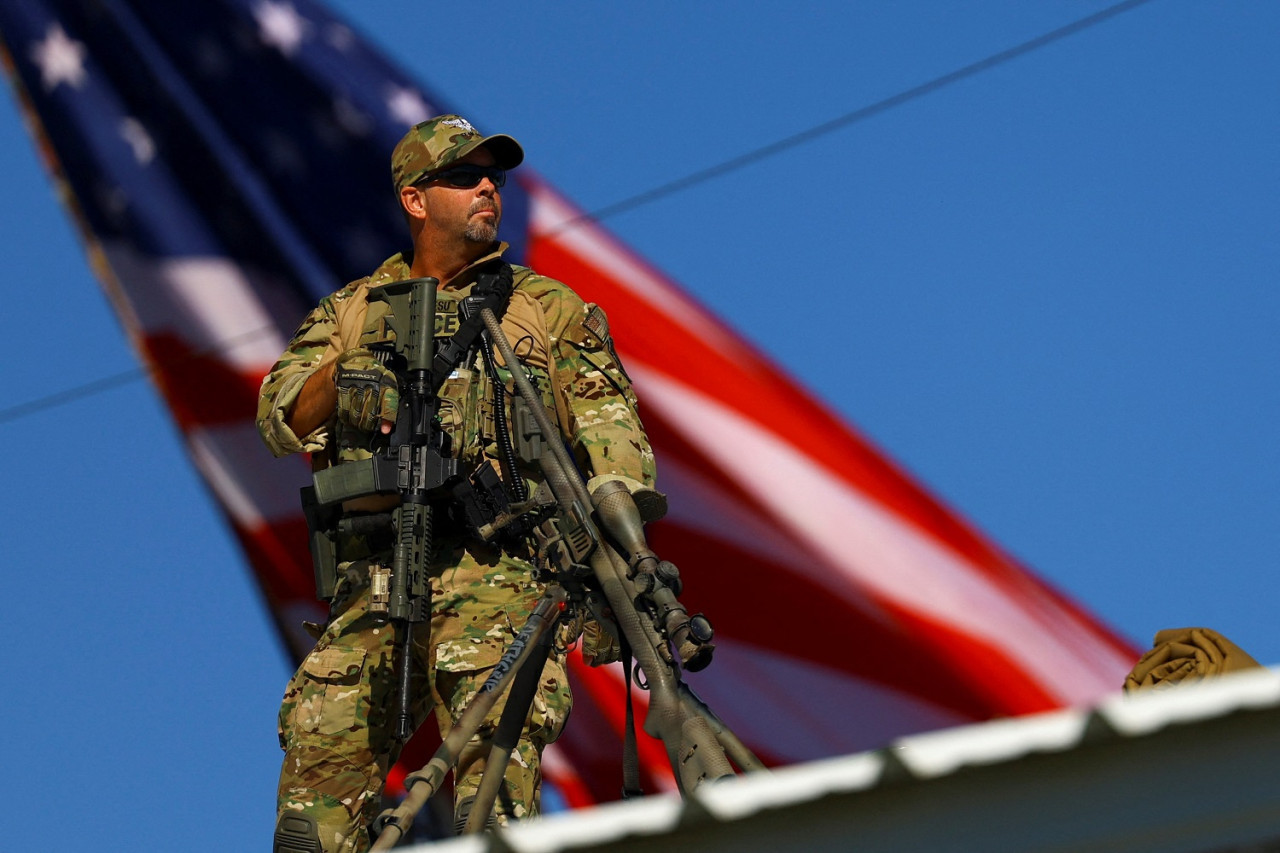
3, 1, 1278, 849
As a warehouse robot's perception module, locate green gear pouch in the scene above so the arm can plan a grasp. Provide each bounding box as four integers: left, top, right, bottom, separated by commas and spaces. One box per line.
300, 485, 340, 602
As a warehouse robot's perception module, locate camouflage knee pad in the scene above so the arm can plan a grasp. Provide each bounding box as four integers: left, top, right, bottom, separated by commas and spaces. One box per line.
274, 811, 323, 853
275, 794, 365, 853
277, 739, 385, 851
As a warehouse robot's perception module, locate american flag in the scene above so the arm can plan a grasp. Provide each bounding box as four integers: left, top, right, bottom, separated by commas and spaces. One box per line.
0, 0, 1137, 807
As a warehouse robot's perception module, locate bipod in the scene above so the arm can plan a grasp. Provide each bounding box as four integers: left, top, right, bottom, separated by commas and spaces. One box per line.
369, 586, 569, 851
369, 566, 763, 849
460, 604, 557, 834
464, 610, 766, 835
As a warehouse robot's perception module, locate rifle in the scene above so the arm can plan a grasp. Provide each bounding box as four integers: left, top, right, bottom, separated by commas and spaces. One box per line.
369, 304, 763, 847
475, 304, 756, 785
311, 276, 457, 742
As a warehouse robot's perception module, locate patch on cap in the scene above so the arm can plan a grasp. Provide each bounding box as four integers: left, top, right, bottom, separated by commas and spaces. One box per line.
439, 117, 476, 133
390, 114, 524, 191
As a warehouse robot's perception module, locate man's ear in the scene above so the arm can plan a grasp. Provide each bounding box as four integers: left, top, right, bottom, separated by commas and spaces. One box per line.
400, 185, 427, 220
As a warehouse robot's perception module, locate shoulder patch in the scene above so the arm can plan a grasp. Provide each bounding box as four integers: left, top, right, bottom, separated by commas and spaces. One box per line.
583, 304, 609, 344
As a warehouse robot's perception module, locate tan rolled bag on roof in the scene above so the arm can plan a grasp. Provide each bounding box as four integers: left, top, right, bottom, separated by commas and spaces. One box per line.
1124, 627, 1262, 691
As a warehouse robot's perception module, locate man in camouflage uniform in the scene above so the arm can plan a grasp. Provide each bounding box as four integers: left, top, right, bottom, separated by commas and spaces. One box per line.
258, 115, 655, 853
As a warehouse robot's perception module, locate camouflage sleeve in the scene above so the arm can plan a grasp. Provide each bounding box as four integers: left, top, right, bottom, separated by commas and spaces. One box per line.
256, 296, 340, 457
553, 300, 657, 487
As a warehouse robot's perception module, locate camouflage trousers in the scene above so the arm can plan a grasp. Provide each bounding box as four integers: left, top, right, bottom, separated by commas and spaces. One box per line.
276, 539, 573, 853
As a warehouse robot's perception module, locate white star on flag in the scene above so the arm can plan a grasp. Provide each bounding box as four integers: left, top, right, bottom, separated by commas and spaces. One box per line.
253, 1, 309, 56
386, 85, 430, 127
30, 23, 88, 91
119, 117, 156, 165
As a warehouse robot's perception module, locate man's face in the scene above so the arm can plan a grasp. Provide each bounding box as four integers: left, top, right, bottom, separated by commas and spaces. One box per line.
417, 147, 503, 246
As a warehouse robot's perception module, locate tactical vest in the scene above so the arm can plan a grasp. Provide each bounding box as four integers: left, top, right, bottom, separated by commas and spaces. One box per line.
325, 266, 568, 488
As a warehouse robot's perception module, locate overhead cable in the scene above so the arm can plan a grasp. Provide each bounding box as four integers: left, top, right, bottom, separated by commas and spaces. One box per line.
0, 0, 1159, 426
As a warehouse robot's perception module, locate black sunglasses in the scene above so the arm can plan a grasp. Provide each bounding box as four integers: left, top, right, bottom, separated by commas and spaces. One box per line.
423, 164, 506, 189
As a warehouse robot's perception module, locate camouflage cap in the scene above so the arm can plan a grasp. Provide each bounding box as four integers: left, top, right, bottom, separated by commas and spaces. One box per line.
391, 115, 524, 191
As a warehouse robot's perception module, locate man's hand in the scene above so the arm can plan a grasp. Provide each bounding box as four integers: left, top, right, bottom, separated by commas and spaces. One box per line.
334, 348, 399, 433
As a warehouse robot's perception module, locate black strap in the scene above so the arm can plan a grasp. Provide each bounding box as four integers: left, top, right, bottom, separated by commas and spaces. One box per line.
436, 261, 531, 532
474, 276, 528, 502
